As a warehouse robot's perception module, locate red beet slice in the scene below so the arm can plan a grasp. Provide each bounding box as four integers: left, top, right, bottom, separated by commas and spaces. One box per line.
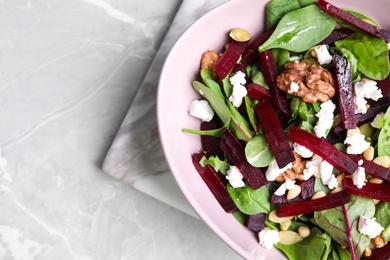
200, 119, 224, 159
241, 27, 275, 66
375, 73, 390, 105
259, 50, 291, 119
276, 190, 351, 217
319, 27, 354, 45
246, 83, 271, 101
220, 129, 268, 189
317, 0, 390, 42
270, 177, 315, 204
288, 126, 358, 175
347, 154, 390, 182
255, 99, 295, 169
344, 177, 390, 202
245, 213, 266, 232
361, 241, 390, 260
214, 40, 249, 80
333, 54, 356, 130
192, 152, 237, 213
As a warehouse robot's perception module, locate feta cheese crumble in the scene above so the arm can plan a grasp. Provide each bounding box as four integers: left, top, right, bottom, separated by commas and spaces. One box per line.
314, 45, 333, 65
303, 154, 338, 189
293, 143, 314, 158
353, 79, 383, 114
258, 228, 280, 249
289, 81, 299, 93
344, 131, 370, 155
226, 166, 245, 188
274, 178, 296, 196
352, 166, 366, 189
189, 99, 214, 122
265, 159, 293, 181
358, 215, 384, 238
229, 71, 247, 107
314, 99, 336, 138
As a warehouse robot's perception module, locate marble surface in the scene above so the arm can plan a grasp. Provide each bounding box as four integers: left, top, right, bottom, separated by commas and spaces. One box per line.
0, 0, 239, 259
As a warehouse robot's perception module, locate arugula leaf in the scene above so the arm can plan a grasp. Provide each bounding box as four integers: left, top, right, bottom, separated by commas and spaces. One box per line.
314, 195, 375, 259
227, 185, 270, 215
274, 228, 329, 259
259, 5, 336, 52
244, 134, 274, 167
199, 155, 230, 175
335, 31, 390, 80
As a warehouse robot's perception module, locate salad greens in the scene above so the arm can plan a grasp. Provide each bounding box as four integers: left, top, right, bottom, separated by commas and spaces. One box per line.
184, 0, 390, 259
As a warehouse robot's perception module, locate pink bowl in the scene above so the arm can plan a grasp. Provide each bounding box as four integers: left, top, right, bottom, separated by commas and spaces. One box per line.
157, 0, 390, 259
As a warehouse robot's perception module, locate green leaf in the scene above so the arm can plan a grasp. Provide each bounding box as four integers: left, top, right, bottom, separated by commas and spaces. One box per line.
199, 155, 230, 175
251, 71, 269, 89
245, 96, 260, 133
265, 0, 317, 29
192, 81, 230, 123
375, 202, 390, 241
335, 31, 390, 80
222, 76, 233, 98
227, 102, 253, 141
272, 48, 290, 71
227, 185, 270, 215
245, 134, 274, 167
274, 228, 329, 259
259, 5, 336, 52
232, 211, 246, 226
314, 195, 375, 258
378, 106, 390, 158
182, 119, 230, 137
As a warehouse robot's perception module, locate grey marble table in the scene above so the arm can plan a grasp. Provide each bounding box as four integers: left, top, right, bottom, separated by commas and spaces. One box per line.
0, 0, 239, 259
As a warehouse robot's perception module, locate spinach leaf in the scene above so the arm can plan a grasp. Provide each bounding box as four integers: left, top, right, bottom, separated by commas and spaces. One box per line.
314, 195, 375, 259
335, 31, 390, 80
227, 102, 253, 141
265, 0, 317, 29
232, 211, 246, 226
251, 71, 269, 89
182, 119, 230, 137
274, 228, 328, 259
199, 155, 230, 175
375, 202, 390, 241
244, 96, 260, 133
222, 76, 233, 98
193, 81, 231, 123
378, 106, 390, 158
245, 134, 274, 167
272, 48, 290, 71
227, 184, 270, 215
259, 5, 336, 53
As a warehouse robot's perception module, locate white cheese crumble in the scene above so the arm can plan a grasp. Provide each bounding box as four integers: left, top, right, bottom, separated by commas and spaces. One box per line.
226, 166, 245, 188
344, 131, 370, 155
314, 99, 336, 138
258, 228, 280, 249
358, 215, 384, 238
289, 81, 300, 93
303, 154, 338, 189
293, 143, 314, 158
265, 159, 293, 181
314, 45, 333, 65
353, 79, 383, 114
274, 178, 296, 196
189, 99, 214, 122
352, 166, 366, 189
229, 71, 247, 107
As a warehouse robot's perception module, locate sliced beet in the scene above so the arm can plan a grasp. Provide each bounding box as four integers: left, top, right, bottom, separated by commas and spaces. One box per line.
214, 40, 249, 81
241, 27, 275, 67
276, 190, 351, 217
288, 126, 358, 175
317, 0, 390, 42
361, 241, 390, 260
319, 27, 354, 45
374, 74, 390, 105
333, 54, 356, 130
259, 50, 291, 120
270, 177, 315, 204
220, 128, 268, 189
246, 83, 271, 101
332, 104, 389, 136
255, 99, 295, 169
192, 152, 237, 213
347, 154, 390, 182
245, 213, 266, 232
344, 177, 390, 202
270, 192, 302, 204
200, 119, 224, 159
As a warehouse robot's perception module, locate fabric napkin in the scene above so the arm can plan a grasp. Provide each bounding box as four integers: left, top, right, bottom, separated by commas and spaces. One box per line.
102, 0, 229, 217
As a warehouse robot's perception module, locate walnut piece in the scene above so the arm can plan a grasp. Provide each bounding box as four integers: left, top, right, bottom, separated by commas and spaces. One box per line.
200, 50, 219, 76
275, 152, 307, 182
276, 61, 335, 104
372, 234, 387, 248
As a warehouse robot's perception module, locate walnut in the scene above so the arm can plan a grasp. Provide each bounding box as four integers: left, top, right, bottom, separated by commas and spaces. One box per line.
200, 50, 219, 76
276, 61, 335, 104
275, 152, 307, 182
372, 234, 387, 248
